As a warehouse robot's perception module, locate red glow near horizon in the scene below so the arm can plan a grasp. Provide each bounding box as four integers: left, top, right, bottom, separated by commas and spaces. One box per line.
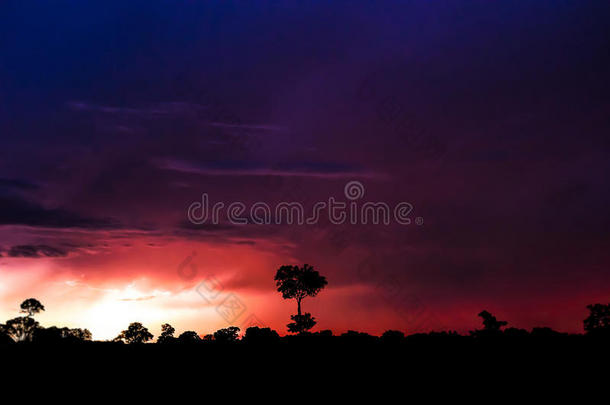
1, 1, 610, 340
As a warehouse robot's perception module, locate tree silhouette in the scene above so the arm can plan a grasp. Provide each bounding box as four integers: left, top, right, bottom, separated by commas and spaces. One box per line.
275, 264, 327, 333
20, 298, 45, 317
381, 330, 405, 343
478, 310, 508, 331
0, 299, 46, 342
31, 326, 91, 343
213, 326, 240, 343
158, 323, 175, 344
115, 322, 153, 344
2, 317, 38, 342
178, 331, 201, 343
67, 328, 92, 341
469, 310, 508, 338
287, 313, 317, 334
243, 327, 280, 344
584, 303, 610, 335
503, 327, 529, 338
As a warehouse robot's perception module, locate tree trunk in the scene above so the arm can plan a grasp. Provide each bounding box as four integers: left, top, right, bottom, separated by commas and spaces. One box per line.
297, 298, 302, 317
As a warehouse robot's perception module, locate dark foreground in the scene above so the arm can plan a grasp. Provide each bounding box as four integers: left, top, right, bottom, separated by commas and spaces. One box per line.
3, 334, 610, 384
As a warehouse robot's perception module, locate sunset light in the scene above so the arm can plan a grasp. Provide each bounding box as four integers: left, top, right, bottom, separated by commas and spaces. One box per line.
2, 1, 610, 363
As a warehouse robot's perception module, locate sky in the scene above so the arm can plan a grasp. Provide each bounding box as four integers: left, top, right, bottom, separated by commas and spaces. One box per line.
1, 1, 609, 340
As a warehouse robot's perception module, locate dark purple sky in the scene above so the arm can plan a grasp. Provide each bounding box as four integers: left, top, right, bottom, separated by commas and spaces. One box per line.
1, 1, 609, 338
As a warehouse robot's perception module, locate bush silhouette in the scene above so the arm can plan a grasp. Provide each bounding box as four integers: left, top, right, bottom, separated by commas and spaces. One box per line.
287, 313, 317, 334
243, 327, 280, 344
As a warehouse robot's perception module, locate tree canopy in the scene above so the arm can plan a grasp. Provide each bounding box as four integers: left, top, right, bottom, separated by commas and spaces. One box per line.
213, 326, 240, 343
584, 303, 610, 335
20, 298, 45, 317
275, 264, 327, 308
178, 331, 201, 343
115, 322, 154, 344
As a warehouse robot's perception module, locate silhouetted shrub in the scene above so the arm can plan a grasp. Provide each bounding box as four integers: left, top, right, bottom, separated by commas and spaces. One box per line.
242, 327, 280, 344
287, 313, 317, 334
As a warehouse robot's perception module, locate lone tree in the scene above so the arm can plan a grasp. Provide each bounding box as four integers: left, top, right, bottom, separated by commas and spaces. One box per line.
20, 298, 45, 317
275, 264, 327, 333
584, 303, 610, 335
115, 322, 153, 344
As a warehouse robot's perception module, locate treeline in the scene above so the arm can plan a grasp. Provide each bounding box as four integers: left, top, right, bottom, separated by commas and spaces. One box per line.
2, 298, 610, 345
